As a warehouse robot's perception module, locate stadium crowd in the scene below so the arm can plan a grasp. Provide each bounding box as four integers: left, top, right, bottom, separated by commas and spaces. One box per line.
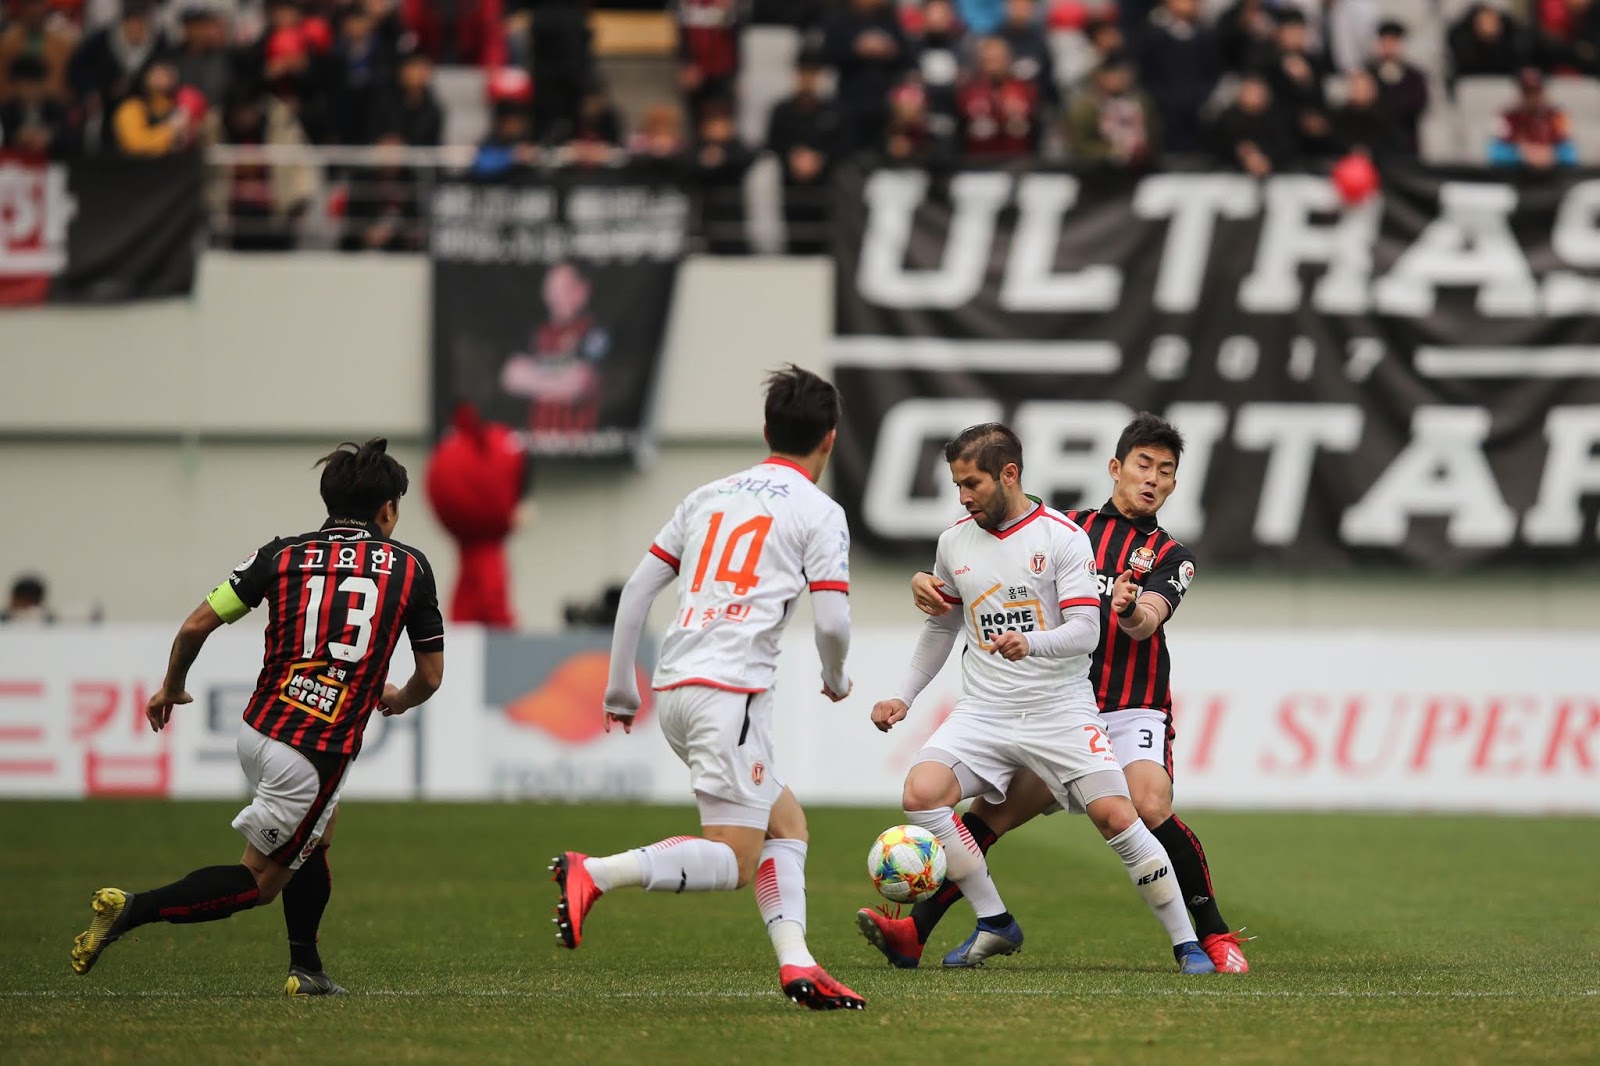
0, 0, 1592, 251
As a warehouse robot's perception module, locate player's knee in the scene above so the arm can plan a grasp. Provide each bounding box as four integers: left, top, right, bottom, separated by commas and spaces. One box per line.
902, 766, 957, 812
1092, 798, 1140, 839
1136, 794, 1174, 830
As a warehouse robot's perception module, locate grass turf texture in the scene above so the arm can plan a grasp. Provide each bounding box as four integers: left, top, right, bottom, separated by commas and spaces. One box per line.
2, 802, 1597, 1066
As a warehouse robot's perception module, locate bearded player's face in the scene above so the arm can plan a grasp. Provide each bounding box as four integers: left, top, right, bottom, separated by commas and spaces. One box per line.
949, 457, 1013, 530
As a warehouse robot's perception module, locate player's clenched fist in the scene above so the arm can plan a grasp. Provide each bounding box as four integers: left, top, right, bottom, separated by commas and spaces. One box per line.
871, 698, 909, 732
1110, 569, 1140, 616
991, 631, 1030, 661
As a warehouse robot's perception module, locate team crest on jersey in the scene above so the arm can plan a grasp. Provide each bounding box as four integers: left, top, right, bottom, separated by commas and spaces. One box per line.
1175, 560, 1195, 591
1029, 551, 1047, 576
1129, 547, 1156, 576
751, 763, 765, 786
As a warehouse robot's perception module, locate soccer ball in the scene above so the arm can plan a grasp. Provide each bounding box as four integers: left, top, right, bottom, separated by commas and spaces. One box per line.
867, 824, 947, 904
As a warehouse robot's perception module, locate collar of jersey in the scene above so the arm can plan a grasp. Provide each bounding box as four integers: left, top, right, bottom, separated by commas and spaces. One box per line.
986, 498, 1045, 539
1098, 498, 1159, 533
321, 517, 375, 537
761, 456, 815, 482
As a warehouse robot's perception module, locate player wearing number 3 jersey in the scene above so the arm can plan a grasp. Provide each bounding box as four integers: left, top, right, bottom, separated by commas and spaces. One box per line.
70, 439, 445, 996
552, 366, 865, 1012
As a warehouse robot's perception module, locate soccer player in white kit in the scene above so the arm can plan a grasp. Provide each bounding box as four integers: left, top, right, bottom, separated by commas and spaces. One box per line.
864, 423, 1216, 974
551, 366, 865, 1011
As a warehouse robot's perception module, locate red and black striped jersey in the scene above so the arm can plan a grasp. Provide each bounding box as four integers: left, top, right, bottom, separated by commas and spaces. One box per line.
210, 518, 444, 756
1065, 501, 1196, 717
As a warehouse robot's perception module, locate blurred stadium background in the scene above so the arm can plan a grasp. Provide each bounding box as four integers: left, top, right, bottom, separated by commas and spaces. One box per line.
0, 0, 1597, 1062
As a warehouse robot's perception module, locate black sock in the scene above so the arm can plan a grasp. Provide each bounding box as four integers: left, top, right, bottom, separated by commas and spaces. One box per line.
910, 811, 1000, 945
1151, 815, 1229, 939
283, 845, 331, 972
124, 865, 260, 929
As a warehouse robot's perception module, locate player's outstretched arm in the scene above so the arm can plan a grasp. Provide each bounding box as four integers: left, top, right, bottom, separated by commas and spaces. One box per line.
381, 652, 445, 716
602, 552, 677, 734
146, 600, 227, 732
1110, 569, 1172, 641
811, 589, 852, 702
874, 611, 961, 728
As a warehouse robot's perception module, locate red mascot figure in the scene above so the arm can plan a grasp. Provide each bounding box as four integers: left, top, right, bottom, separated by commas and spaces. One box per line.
426, 404, 527, 628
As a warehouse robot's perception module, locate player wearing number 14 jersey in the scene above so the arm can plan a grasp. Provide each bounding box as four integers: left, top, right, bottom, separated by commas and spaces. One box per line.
552, 366, 865, 1011
70, 439, 445, 995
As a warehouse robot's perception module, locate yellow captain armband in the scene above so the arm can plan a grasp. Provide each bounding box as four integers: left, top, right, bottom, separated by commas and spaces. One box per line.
207, 582, 250, 623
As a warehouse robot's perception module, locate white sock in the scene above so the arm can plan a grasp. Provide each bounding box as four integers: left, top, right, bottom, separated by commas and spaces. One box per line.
756, 839, 815, 968
905, 807, 1007, 920
1108, 823, 1198, 947
636, 835, 740, 893
582, 852, 645, 893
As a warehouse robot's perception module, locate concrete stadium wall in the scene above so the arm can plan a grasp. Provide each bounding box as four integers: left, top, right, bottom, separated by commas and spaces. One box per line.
0, 253, 1594, 629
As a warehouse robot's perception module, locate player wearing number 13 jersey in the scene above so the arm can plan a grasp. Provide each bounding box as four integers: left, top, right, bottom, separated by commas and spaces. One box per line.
70, 439, 445, 997
551, 366, 865, 1012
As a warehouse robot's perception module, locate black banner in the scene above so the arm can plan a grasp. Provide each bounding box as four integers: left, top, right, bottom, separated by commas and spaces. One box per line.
430, 167, 690, 460
832, 161, 1600, 568
0, 152, 202, 304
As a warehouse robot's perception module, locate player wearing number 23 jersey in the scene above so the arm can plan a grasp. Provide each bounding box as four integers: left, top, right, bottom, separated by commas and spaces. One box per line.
554, 367, 865, 1013
71, 439, 444, 998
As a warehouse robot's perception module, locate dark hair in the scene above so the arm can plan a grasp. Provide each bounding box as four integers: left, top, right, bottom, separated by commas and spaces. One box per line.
1115, 412, 1185, 466
10, 574, 45, 605
944, 422, 1023, 480
316, 438, 409, 521
763, 364, 840, 455
8, 55, 46, 83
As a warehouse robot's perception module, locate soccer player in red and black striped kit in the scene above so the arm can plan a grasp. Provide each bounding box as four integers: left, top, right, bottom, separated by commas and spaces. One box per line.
70, 439, 445, 994
859, 412, 1251, 973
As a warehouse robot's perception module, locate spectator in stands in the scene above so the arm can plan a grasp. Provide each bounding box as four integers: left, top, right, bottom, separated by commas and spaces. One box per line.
1, 574, 52, 625
1064, 51, 1158, 168
341, 131, 421, 250
113, 56, 196, 154
690, 98, 752, 254
320, 2, 394, 145
1367, 19, 1427, 158
1136, 0, 1221, 155
998, 0, 1058, 114
676, 0, 748, 126
1490, 67, 1577, 168
0, 54, 71, 151
914, 0, 963, 130
628, 102, 687, 160
766, 48, 837, 255
473, 102, 537, 176
1068, 52, 1158, 168
1329, 66, 1406, 159
957, 35, 1041, 158
883, 79, 943, 162
1265, 9, 1332, 156
68, 0, 165, 135
1085, 14, 1125, 69
1536, 0, 1600, 75
1216, 0, 1272, 72
564, 78, 623, 165
174, 5, 231, 114
823, 0, 911, 151
0, 0, 78, 103
375, 47, 442, 146
957, 0, 1006, 37
1448, 3, 1529, 85
1212, 70, 1294, 176
206, 86, 317, 251
529, 0, 595, 144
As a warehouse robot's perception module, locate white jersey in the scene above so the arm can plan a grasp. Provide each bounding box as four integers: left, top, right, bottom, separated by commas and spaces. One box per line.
933, 502, 1100, 712
649, 457, 851, 693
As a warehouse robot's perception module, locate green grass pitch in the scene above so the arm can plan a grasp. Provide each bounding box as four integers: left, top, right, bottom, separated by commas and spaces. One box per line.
2, 801, 1597, 1065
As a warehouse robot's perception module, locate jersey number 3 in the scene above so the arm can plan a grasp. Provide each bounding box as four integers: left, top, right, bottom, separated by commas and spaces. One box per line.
302, 575, 379, 662
690, 512, 772, 596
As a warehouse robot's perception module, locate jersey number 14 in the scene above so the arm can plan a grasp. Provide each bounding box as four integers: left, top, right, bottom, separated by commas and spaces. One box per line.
690, 512, 772, 596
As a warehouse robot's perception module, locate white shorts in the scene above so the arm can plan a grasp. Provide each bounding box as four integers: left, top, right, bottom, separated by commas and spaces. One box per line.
230, 721, 349, 870
656, 685, 783, 831
917, 700, 1123, 808
1104, 709, 1174, 774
